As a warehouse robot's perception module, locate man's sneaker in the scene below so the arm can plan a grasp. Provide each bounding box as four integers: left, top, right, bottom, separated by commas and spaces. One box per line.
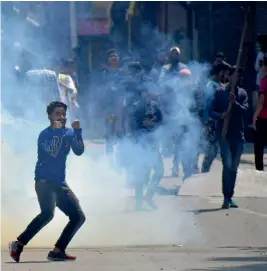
9, 241, 23, 263
47, 251, 77, 261
230, 200, 239, 208
222, 199, 230, 209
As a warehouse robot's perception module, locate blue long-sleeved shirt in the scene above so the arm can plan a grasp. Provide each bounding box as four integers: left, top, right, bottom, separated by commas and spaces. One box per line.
209, 85, 249, 141
34, 127, 85, 184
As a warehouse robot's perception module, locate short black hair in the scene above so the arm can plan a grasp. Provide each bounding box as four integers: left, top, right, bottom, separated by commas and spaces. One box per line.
46, 101, 67, 115
216, 52, 225, 59
107, 49, 119, 58
211, 61, 231, 76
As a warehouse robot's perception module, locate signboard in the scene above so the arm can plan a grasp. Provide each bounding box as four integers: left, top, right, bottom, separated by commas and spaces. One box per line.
77, 18, 111, 36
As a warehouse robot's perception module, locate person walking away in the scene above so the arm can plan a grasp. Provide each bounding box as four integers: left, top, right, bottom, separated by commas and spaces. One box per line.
202, 63, 228, 173
253, 56, 267, 171
9, 101, 86, 262
210, 66, 248, 209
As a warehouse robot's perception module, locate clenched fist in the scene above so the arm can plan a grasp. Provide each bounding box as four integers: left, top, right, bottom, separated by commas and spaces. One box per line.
72, 120, 81, 129
52, 121, 63, 129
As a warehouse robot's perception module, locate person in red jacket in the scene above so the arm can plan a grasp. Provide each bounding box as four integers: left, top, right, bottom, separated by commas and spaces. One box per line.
253, 56, 267, 171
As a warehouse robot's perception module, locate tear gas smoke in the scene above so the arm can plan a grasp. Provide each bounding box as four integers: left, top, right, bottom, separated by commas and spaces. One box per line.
1, 5, 209, 248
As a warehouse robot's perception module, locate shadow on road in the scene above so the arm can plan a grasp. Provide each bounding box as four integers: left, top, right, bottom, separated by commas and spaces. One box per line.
187, 208, 223, 215
5, 260, 50, 264
190, 264, 267, 271
209, 256, 267, 262
217, 246, 267, 253
190, 246, 267, 271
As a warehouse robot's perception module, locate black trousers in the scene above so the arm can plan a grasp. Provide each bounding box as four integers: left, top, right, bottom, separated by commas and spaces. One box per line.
254, 118, 267, 171
17, 180, 86, 251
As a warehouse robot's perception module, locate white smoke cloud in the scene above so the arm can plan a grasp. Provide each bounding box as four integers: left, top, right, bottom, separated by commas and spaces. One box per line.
1, 3, 208, 248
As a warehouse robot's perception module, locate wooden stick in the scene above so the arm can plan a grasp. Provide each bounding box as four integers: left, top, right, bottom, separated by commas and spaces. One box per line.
222, 5, 250, 139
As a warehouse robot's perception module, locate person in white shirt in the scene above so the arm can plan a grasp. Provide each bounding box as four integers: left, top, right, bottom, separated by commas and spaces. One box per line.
57, 59, 79, 120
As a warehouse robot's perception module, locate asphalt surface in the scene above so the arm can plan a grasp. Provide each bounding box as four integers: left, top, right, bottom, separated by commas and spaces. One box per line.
1, 141, 267, 270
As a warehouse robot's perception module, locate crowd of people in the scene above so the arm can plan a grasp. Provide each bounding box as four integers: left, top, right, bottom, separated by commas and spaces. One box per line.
7, 42, 267, 262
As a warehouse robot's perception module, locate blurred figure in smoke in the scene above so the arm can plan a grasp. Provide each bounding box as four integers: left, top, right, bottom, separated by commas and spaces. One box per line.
128, 87, 164, 210
100, 49, 124, 156
159, 47, 188, 158
201, 63, 228, 173
115, 62, 149, 172
210, 66, 248, 209
159, 46, 187, 81
116, 62, 164, 210
102, 49, 121, 74
150, 50, 168, 82
57, 59, 80, 121
9, 101, 85, 262
172, 68, 200, 180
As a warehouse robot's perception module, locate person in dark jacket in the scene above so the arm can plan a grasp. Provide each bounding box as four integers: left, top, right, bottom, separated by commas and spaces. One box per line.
131, 96, 163, 210
123, 73, 163, 210
210, 66, 249, 209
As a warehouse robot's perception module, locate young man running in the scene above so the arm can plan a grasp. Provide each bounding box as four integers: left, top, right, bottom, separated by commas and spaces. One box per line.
9, 101, 86, 262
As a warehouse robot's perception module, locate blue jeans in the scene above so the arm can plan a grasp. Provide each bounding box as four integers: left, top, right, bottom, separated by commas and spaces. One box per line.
219, 139, 244, 200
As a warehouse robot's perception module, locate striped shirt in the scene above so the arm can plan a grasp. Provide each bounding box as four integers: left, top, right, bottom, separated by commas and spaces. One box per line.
25, 69, 60, 103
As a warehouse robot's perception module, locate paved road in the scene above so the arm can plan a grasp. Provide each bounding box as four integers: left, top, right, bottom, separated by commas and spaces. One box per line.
2, 141, 267, 270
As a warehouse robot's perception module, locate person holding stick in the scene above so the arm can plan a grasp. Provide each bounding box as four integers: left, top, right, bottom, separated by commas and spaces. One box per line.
209, 66, 248, 209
